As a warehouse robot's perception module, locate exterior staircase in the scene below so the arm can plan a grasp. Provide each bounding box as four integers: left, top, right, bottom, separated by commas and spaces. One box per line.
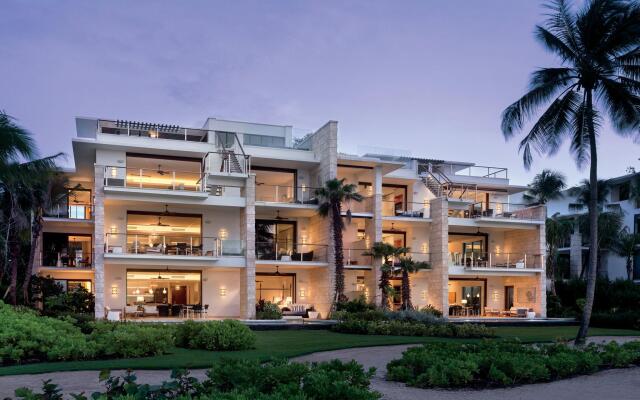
221, 150, 243, 173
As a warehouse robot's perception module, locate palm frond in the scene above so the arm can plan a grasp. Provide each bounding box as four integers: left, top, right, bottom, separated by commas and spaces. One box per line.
0, 112, 36, 164
598, 77, 640, 134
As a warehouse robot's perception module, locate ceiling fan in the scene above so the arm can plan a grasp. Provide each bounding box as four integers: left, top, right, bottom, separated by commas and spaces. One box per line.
156, 164, 169, 176
154, 216, 170, 227
274, 265, 281, 275
153, 267, 171, 280
275, 210, 288, 220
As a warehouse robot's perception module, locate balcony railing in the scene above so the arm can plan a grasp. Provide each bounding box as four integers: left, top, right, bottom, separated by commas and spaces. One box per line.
389, 252, 431, 266
255, 184, 319, 204
203, 151, 250, 176
105, 234, 222, 257
99, 119, 209, 142
345, 248, 373, 266
449, 202, 545, 221
450, 252, 543, 269
44, 203, 93, 220
382, 201, 431, 218
255, 242, 328, 262
104, 166, 206, 192
41, 251, 92, 269
342, 196, 373, 214
438, 163, 508, 179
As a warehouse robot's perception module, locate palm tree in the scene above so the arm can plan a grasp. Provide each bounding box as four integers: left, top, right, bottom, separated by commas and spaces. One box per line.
396, 256, 430, 310
578, 209, 624, 278
523, 169, 567, 205
570, 179, 610, 210
613, 228, 640, 280
501, 0, 640, 344
22, 172, 71, 303
546, 214, 573, 294
316, 178, 363, 304
367, 242, 409, 310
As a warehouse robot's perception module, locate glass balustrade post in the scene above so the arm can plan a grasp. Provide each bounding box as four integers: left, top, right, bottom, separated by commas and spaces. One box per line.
138, 169, 143, 189
134, 235, 138, 254
507, 253, 510, 268
172, 171, 176, 190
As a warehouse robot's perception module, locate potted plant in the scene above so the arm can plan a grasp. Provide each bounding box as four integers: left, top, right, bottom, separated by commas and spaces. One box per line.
526, 308, 536, 319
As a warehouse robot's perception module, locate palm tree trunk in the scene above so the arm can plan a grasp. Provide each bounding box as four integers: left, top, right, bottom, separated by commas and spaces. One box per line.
548, 249, 557, 296
401, 269, 412, 310
332, 202, 346, 304
22, 215, 42, 304
628, 257, 634, 281
379, 266, 390, 310
7, 237, 20, 305
576, 90, 598, 345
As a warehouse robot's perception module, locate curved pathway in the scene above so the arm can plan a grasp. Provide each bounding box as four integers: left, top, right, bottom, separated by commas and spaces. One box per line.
0, 336, 639, 399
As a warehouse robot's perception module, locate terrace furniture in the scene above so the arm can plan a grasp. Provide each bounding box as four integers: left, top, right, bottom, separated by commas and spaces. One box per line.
282, 304, 312, 317
510, 307, 528, 318
449, 305, 463, 316
482, 209, 494, 217
157, 304, 170, 317
171, 304, 184, 317
291, 251, 314, 261
484, 307, 500, 317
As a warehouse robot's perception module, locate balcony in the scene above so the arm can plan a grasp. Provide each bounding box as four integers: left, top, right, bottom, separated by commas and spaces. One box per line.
382, 201, 430, 219
342, 196, 374, 215
41, 250, 93, 269
255, 185, 319, 205
203, 151, 250, 177
105, 234, 231, 258
449, 202, 545, 221
345, 248, 373, 267
243, 132, 313, 151
99, 119, 209, 142
44, 203, 93, 221
450, 252, 544, 271
256, 242, 328, 264
104, 166, 206, 192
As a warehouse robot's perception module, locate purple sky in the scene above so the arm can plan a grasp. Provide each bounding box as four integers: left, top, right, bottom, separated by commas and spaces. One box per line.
2, 0, 638, 186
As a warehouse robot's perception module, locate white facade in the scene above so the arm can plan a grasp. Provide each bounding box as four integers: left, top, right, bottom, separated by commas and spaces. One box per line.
38, 116, 548, 319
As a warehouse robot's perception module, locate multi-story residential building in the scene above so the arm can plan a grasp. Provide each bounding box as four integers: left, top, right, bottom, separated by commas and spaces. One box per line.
547, 173, 640, 281
35, 117, 547, 319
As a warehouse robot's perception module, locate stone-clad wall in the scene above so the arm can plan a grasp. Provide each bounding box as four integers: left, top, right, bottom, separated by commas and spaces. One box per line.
428, 197, 449, 316
93, 165, 105, 318
240, 175, 256, 319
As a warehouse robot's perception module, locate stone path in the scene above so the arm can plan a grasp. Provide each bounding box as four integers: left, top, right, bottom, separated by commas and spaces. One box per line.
0, 336, 639, 399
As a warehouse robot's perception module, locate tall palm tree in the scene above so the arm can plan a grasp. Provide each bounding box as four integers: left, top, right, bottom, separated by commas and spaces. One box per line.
613, 228, 640, 280
316, 178, 363, 304
0, 112, 35, 164
367, 242, 409, 310
579, 209, 624, 278
397, 256, 430, 310
546, 213, 573, 294
570, 179, 610, 209
523, 169, 567, 205
501, 0, 640, 344
22, 172, 71, 303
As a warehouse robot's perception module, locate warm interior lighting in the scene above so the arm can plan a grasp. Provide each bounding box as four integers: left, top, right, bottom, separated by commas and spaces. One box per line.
421, 290, 427, 300
136, 296, 145, 302
125, 175, 199, 187
126, 224, 200, 234
299, 288, 306, 298
111, 286, 119, 295
218, 228, 229, 240
162, 287, 167, 294
219, 287, 227, 297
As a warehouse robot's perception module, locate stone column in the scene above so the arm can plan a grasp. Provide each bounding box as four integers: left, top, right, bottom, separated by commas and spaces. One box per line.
93, 165, 105, 319
428, 197, 449, 316
365, 165, 383, 305
570, 224, 583, 278
537, 218, 548, 318
240, 175, 256, 319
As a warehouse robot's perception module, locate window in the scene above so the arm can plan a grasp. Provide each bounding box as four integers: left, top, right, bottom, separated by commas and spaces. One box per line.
255, 220, 296, 260
635, 215, 640, 234
42, 233, 92, 267
253, 167, 297, 202
382, 185, 407, 216
55, 279, 92, 293
243, 133, 285, 148
123, 211, 203, 255
618, 182, 630, 202
215, 131, 237, 148
256, 273, 296, 304
126, 270, 201, 306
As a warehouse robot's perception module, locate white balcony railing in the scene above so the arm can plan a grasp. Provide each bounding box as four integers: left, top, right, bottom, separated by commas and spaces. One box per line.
448, 202, 545, 221
99, 119, 209, 142
450, 252, 543, 269
382, 201, 430, 218
104, 166, 206, 192
203, 151, 250, 176
104, 234, 244, 257
255, 184, 319, 204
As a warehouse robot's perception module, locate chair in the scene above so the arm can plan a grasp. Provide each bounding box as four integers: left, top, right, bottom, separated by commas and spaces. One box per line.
171, 304, 183, 317
157, 304, 170, 317
192, 304, 203, 318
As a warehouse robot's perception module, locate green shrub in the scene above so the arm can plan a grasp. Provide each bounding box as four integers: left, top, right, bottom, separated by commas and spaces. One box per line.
0, 301, 95, 364
332, 319, 494, 338
386, 340, 640, 388
13, 359, 380, 399
88, 321, 174, 358
176, 320, 256, 351
591, 310, 640, 330
419, 304, 443, 318
256, 300, 283, 320
43, 287, 95, 316
335, 296, 377, 313
384, 309, 443, 324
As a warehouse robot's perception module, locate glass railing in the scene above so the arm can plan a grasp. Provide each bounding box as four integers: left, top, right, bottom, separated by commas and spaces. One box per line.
219, 239, 245, 256
44, 203, 93, 220
104, 166, 205, 192
450, 252, 543, 269
438, 163, 508, 179
105, 234, 221, 257
255, 185, 319, 204
449, 202, 544, 221
345, 248, 373, 266
342, 196, 373, 214
255, 242, 328, 262
382, 201, 431, 218
41, 251, 92, 268
99, 119, 209, 142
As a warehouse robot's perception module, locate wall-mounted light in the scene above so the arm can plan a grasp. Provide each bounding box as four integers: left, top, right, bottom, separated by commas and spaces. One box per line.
218, 228, 229, 240
175, 285, 181, 290
421, 290, 427, 300
111, 286, 119, 295
301, 230, 308, 245
421, 242, 428, 253
219, 287, 227, 297
110, 167, 118, 178
301, 184, 307, 192
148, 288, 154, 294
110, 226, 118, 234
299, 288, 306, 298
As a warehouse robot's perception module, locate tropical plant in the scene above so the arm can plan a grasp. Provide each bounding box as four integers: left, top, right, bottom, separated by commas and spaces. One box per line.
396, 257, 430, 310
579, 209, 624, 278
316, 178, 363, 304
500, 0, 640, 344
523, 169, 567, 205
546, 213, 573, 294
367, 242, 408, 310
570, 179, 611, 210
613, 228, 640, 280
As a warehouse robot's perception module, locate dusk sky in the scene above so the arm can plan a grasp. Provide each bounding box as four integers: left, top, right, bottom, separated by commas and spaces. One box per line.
2, 0, 638, 186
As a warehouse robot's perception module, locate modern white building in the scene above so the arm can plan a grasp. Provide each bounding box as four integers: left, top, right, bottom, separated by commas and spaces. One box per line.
36, 116, 547, 319
547, 173, 640, 281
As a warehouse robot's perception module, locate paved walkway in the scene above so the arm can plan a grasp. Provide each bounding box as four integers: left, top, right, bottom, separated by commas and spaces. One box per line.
0, 336, 639, 399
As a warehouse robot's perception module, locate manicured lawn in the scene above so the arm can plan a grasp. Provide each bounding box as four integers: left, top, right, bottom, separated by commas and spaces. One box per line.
0, 326, 637, 376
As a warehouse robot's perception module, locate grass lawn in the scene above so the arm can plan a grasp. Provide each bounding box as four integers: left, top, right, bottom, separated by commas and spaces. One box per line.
0, 326, 637, 376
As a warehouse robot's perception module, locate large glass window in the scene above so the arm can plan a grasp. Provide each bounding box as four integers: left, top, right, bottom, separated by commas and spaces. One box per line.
256, 273, 296, 304
126, 270, 201, 307
55, 279, 92, 293
448, 234, 487, 266
382, 230, 406, 248
253, 168, 297, 202
42, 233, 92, 267
124, 211, 203, 255
243, 133, 285, 148
256, 220, 296, 260
382, 185, 407, 216
124, 154, 202, 191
